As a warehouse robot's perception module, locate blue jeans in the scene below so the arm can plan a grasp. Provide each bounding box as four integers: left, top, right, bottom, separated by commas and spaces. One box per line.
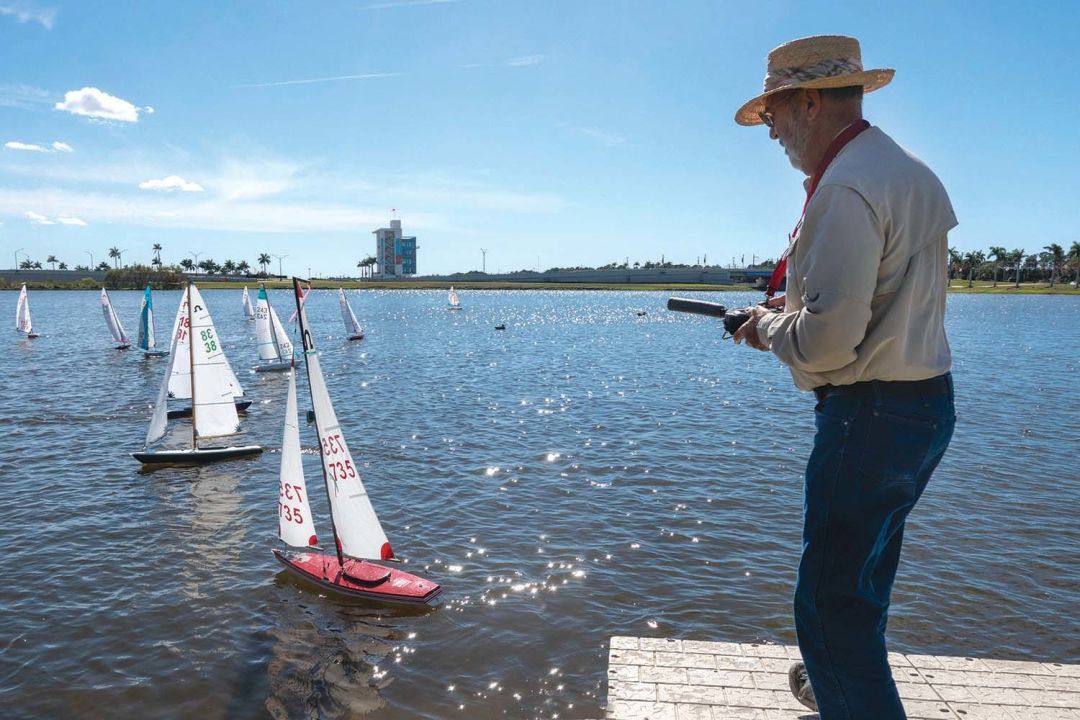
795, 374, 955, 720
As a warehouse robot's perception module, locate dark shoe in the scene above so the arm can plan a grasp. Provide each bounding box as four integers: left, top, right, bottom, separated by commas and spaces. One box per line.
788, 661, 818, 712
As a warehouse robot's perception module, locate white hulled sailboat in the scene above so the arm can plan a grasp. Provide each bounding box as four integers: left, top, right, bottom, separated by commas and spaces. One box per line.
338, 288, 364, 341
137, 285, 169, 357
254, 285, 294, 372
100, 288, 131, 350
15, 284, 39, 338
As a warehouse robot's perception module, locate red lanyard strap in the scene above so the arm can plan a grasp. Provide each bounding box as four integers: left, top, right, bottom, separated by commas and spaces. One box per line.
765, 119, 870, 298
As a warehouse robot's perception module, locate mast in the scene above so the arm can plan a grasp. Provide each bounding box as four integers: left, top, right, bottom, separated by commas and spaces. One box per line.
187, 283, 197, 450
293, 276, 345, 569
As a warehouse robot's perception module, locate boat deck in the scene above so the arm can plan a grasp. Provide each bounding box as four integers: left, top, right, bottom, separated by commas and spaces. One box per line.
603, 636, 1080, 719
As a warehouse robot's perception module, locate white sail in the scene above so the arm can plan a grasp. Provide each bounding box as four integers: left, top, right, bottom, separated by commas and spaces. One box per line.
297, 283, 393, 561
278, 369, 319, 548
146, 325, 181, 444
448, 286, 460, 308
188, 285, 241, 440
137, 285, 157, 351
15, 284, 32, 334
255, 286, 282, 361
169, 290, 243, 399
242, 286, 255, 320
167, 292, 192, 399
100, 288, 129, 345
338, 288, 362, 335
270, 304, 294, 358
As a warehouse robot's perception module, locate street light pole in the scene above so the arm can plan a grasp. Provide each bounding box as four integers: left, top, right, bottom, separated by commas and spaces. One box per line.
189, 251, 202, 274
480, 248, 487, 274
15, 247, 24, 270
84, 250, 93, 270
271, 254, 288, 278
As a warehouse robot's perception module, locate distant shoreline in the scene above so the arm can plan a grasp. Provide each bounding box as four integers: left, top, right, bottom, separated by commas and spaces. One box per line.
1, 278, 1076, 294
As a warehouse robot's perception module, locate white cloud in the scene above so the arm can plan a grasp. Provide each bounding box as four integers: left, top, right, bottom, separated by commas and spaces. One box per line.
26, 211, 54, 224
0, 84, 52, 110
0, 3, 57, 30
56, 215, 87, 225
211, 159, 299, 200
5, 141, 47, 152
139, 175, 204, 192
51, 141, 72, 152
143, 106, 154, 114
55, 87, 141, 122
507, 55, 544, 67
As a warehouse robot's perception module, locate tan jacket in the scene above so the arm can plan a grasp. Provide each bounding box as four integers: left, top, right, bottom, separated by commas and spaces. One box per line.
756, 126, 957, 391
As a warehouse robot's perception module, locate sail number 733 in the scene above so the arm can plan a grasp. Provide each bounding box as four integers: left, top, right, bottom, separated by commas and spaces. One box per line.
321, 433, 357, 480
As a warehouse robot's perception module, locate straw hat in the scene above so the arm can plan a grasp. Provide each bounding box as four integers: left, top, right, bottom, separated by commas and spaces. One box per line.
735, 35, 894, 126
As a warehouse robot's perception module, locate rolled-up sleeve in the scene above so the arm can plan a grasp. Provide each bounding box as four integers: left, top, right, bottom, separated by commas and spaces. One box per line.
755, 184, 884, 374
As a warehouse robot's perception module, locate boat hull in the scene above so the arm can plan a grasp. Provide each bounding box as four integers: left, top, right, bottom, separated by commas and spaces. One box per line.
167, 399, 251, 420
348, 334, 364, 341
255, 361, 293, 373
142, 349, 169, 358
272, 549, 442, 605
132, 444, 263, 465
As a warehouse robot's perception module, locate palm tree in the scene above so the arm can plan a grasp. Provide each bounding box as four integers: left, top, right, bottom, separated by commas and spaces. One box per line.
96, 261, 111, 272
179, 258, 195, 273
152, 243, 162, 265
237, 260, 251, 276
258, 253, 271, 275
988, 246, 1006, 287
1068, 241, 1080, 285
1044, 243, 1065, 287
947, 247, 963, 284
222, 259, 236, 275
356, 255, 377, 279
962, 250, 985, 288
19, 259, 33, 269
1009, 248, 1025, 287
198, 259, 218, 275
108, 246, 121, 269
151, 256, 162, 269
47, 254, 58, 270
58, 261, 68, 270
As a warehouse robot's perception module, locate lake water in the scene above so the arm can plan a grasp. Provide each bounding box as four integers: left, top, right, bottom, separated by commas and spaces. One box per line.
1, 288, 1077, 720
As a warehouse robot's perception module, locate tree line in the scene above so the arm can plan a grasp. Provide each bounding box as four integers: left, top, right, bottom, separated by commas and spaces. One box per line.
950, 242, 1080, 287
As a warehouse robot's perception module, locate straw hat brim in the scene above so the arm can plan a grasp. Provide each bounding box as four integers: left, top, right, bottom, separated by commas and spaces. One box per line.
734, 68, 894, 126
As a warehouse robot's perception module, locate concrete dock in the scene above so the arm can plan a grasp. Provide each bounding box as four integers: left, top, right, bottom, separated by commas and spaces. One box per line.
604, 636, 1080, 719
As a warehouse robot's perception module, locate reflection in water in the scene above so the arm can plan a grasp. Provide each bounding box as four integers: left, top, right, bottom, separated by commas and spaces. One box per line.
265, 574, 436, 719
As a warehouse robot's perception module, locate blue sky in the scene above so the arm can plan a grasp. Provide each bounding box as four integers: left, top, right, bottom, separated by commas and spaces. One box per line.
1, 1, 1077, 277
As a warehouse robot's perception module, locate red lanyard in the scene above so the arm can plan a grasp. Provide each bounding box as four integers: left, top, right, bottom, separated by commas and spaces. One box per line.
765, 119, 871, 298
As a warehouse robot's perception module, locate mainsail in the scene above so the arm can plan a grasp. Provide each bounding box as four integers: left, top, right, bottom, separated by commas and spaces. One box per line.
137, 285, 157, 352
188, 285, 241, 440
169, 290, 244, 399
100, 288, 130, 345
278, 368, 318, 548
295, 280, 392, 561
338, 288, 362, 336
448, 286, 460, 308
242, 286, 255, 320
15, 284, 32, 334
256, 286, 294, 362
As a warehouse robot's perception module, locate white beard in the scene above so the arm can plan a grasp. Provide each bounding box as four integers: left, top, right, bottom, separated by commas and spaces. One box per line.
784, 119, 811, 173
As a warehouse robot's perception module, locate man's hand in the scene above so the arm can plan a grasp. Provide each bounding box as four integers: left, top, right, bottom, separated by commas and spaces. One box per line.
733, 305, 772, 351
760, 294, 786, 310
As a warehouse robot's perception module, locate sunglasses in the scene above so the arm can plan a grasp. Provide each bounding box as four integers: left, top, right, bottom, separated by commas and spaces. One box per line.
758, 90, 801, 128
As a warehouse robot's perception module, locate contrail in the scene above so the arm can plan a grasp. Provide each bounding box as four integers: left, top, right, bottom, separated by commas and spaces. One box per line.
235, 72, 402, 89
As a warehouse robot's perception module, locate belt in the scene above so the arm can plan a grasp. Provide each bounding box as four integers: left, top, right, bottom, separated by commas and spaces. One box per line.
813, 373, 952, 403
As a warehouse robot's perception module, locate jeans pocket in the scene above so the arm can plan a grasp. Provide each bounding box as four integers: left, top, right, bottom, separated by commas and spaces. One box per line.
857, 406, 940, 487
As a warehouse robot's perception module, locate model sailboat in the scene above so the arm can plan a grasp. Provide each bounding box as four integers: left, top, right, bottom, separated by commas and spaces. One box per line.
133, 283, 262, 464
242, 286, 255, 321
448, 286, 462, 310
15, 284, 39, 338
100, 288, 131, 350
137, 285, 169, 357
165, 287, 251, 420
338, 288, 364, 341
272, 277, 441, 604
254, 285, 294, 372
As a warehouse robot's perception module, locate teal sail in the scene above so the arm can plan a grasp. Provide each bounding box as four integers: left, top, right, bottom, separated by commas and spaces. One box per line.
138, 285, 169, 356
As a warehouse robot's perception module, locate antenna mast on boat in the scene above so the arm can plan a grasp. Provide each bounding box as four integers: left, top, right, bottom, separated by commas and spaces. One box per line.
293, 276, 345, 570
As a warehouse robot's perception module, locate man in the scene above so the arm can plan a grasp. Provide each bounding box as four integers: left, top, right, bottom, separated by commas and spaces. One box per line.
731, 36, 957, 719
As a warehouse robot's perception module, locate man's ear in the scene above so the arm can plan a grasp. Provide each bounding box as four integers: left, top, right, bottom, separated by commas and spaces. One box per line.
803, 89, 822, 121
